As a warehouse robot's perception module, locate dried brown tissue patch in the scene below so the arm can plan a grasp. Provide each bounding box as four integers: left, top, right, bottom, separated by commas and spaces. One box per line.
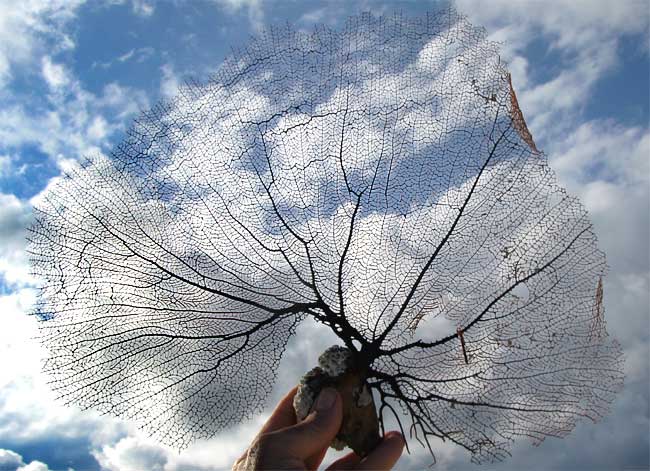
508, 73, 539, 154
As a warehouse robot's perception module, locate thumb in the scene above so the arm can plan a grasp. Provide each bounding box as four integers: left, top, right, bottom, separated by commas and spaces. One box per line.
275, 387, 342, 459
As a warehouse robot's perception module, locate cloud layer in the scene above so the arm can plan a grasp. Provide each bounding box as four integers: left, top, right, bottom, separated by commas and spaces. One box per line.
0, 1, 647, 470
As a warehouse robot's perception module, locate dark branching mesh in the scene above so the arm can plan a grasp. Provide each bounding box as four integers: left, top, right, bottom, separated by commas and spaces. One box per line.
29, 10, 623, 463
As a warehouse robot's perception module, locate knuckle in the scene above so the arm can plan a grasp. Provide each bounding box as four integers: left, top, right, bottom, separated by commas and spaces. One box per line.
255, 432, 281, 454
306, 415, 329, 435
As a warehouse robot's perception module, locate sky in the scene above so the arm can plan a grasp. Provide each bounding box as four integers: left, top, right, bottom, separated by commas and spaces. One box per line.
0, 1, 648, 470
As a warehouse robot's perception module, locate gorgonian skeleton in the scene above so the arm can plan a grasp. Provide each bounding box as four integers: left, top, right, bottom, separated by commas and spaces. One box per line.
29, 10, 623, 464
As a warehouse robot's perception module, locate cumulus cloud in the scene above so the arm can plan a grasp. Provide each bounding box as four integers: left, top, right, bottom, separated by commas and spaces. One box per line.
213, 0, 265, 33
0, 0, 83, 89
0, 449, 24, 470
440, 3, 649, 469
94, 437, 168, 471
0, 2, 150, 185
0, 3, 154, 463
436, 144, 649, 468
160, 63, 181, 99
92, 423, 260, 471
0, 449, 50, 471
90, 318, 349, 471
457, 0, 649, 49
457, 0, 649, 141
0, 194, 33, 287
40, 56, 69, 91
549, 118, 650, 415
550, 121, 649, 189
546, 121, 649, 298
0, 2, 647, 471
0, 286, 134, 469
0, 78, 148, 173
22, 8, 636, 468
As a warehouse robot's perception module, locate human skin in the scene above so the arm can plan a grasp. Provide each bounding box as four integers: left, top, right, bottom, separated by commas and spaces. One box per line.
232, 387, 405, 470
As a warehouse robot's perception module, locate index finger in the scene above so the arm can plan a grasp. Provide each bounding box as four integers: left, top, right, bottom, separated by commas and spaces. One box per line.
258, 386, 299, 435
326, 431, 405, 471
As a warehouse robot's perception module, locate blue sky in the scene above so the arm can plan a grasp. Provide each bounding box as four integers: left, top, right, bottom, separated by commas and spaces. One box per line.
0, 1, 648, 470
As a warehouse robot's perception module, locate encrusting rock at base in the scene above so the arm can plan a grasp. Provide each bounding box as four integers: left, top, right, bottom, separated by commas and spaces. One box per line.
293, 345, 380, 457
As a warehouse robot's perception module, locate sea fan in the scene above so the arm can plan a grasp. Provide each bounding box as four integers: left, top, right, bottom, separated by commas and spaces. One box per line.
29, 9, 623, 464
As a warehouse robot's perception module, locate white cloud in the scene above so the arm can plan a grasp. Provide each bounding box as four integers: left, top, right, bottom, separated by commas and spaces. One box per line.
41, 56, 70, 90
160, 63, 180, 99
0, 289, 41, 390
0, 448, 24, 469
86, 115, 109, 142
131, 0, 154, 17
521, 44, 619, 140
0, 287, 131, 462
213, 0, 264, 33
548, 121, 650, 277
0, 153, 11, 177
23, 11, 636, 468
0, 194, 33, 287
17, 462, 50, 471
550, 121, 649, 188
0, 449, 50, 471
296, 5, 346, 30
0, 24, 158, 465
298, 7, 328, 25
91, 317, 348, 470
0, 0, 84, 89
0, 267, 315, 471
456, 0, 649, 49
94, 437, 168, 471
118, 49, 136, 62
102, 0, 155, 18
455, 0, 649, 142
0, 77, 148, 172
0, 4, 646, 471
92, 47, 155, 69
92, 423, 262, 471
0, 0, 150, 187
98, 81, 149, 118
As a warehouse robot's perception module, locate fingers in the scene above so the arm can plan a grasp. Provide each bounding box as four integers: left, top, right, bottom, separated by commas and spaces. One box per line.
304, 445, 328, 471
270, 387, 342, 459
235, 387, 299, 463
325, 452, 360, 470
239, 386, 403, 471
258, 386, 298, 435
326, 431, 405, 471
355, 432, 404, 470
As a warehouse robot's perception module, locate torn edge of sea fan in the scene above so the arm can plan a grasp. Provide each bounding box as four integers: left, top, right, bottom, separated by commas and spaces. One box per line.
507, 73, 540, 154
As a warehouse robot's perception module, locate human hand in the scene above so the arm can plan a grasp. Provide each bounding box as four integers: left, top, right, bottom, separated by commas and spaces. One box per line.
232, 386, 404, 470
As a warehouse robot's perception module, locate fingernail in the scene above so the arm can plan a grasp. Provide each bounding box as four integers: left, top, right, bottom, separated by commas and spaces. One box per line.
316, 387, 337, 411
